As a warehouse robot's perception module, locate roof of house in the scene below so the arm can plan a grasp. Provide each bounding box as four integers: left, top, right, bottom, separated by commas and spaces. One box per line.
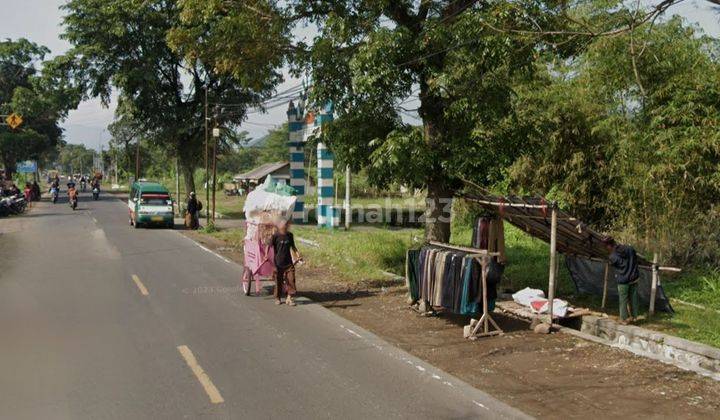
234, 161, 290, 181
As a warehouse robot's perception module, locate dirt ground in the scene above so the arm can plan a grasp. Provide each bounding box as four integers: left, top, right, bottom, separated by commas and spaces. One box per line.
186, 231, 720, 419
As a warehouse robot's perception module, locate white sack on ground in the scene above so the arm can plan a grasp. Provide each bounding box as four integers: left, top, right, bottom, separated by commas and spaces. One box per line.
512, 287, 545, 306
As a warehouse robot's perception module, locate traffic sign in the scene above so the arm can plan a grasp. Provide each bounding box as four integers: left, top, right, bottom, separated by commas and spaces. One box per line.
6, 113, 23, 129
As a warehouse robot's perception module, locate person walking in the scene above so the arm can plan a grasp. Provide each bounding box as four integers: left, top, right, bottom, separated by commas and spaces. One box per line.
270, 220, 302, 306
603, 237, 640, 324
31, 181, 40, 201
186, 192, 202, 230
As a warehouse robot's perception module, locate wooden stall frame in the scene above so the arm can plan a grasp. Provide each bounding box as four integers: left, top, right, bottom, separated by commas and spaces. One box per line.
426, 241, 504, 339
462, 191, 683, 322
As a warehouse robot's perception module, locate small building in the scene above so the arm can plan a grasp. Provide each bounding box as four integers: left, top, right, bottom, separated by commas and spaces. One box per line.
233, 161, 290, 191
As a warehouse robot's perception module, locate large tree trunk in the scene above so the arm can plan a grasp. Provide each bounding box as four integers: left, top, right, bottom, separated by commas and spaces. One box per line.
2, 156, 16, 180
424, 180, 453, 242
419, 80, 453, 243
181, 159, 195, 198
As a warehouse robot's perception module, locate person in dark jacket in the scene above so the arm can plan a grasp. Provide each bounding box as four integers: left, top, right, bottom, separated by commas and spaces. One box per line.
186, 192, 202, 229
603, 237, 640, 323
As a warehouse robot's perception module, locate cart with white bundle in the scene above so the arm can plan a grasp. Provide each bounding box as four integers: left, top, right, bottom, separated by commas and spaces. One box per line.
241, 177, 297, 296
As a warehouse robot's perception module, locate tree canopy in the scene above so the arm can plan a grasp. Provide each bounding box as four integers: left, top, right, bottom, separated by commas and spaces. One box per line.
0, 39, 81, 179
61, 0, 289, 192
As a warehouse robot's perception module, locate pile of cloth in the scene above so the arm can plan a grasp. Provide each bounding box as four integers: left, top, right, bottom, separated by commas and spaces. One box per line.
511, 287, 569, 318
406, 245, 504, 315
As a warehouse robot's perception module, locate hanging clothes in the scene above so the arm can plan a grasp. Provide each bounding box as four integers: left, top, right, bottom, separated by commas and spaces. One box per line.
407, 245, 502, 316
406, 249, 421, 303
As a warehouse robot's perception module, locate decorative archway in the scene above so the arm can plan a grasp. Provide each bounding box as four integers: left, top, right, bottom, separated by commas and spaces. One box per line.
287, 97, 338, 228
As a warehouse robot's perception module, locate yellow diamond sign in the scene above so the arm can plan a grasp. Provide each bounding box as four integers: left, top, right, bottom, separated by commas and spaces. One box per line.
6, 113, 23, 129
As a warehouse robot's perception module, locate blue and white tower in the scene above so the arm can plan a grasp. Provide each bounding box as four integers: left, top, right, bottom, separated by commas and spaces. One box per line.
286, 97, 338, 227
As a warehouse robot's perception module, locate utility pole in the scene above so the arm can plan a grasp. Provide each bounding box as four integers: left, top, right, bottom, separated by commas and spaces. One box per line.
345, 165, 351, 230
204, 85, 209, 225
175, 156, 180, 215
135, 137, 140, 180
211, 106, 220, 225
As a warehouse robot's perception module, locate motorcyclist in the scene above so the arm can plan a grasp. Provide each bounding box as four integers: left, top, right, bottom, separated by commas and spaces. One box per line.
80, 176, 87, 191
67, 182, 78, 200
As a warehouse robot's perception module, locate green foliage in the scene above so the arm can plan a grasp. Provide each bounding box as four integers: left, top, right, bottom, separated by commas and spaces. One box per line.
0, 38, 79, 177
259, 124, 288, 163
61, 0, 286, 192
57, 143, 95, 174
503, 18, 720, 265
290, 0, 576, 241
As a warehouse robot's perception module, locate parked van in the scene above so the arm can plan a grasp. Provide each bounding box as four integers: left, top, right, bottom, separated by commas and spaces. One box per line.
128, 181, 174, 229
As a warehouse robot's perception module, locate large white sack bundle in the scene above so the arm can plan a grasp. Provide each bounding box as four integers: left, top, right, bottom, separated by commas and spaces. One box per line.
243, 177, 297, 221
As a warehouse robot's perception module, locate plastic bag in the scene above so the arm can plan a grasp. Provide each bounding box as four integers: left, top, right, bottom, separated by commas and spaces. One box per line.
512, 287, 545, 307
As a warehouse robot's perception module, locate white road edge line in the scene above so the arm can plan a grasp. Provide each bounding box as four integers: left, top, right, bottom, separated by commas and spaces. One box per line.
186, 236, 234, 265
177, 345, 225, 404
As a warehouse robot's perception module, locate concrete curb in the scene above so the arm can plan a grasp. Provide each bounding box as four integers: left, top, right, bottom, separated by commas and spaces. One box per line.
573, 315, 720, 381
175, 231, 533, 419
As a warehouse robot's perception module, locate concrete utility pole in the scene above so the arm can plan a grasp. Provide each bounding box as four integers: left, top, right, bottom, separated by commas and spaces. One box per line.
204, 85, 210, 225
211, 109, 219, 224
344, 165, 351, 230
175, 157, 180, 214
135, 137, 140, 180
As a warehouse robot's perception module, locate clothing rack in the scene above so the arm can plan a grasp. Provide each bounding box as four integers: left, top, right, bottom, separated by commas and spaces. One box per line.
426, 241, 503, 339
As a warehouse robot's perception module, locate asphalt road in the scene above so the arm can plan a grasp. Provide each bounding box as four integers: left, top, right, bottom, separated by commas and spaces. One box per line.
0, 191, 529, 419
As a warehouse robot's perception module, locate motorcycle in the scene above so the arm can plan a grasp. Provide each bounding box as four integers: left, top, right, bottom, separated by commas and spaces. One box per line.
50, 186, 59, 204
92, 187, 100, 201
81, 181, 87, 192
0, 195, 26, 215
69, 196, 77, 210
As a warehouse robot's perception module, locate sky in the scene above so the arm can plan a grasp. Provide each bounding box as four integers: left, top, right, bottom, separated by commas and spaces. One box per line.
1, 0, 718, 151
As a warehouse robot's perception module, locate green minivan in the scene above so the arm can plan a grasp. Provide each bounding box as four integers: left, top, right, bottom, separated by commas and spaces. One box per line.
128, 181, 175, 229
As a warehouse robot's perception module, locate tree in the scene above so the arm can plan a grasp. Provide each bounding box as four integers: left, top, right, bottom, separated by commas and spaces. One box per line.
288, 0, 567, 241
57, 143, 95, 175
503, 17, 720, 265
0, 39, 80, 179
61, 0, 287, 193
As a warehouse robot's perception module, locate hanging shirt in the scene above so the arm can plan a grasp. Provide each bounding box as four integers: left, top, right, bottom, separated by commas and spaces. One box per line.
271, 231, 297, 270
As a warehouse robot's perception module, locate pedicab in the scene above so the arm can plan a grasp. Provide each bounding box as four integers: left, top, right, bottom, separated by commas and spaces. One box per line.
241, 177, 297, 296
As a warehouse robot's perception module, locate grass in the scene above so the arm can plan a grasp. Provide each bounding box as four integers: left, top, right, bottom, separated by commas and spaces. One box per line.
210, 225, 424, 284
646, 268, 720, 347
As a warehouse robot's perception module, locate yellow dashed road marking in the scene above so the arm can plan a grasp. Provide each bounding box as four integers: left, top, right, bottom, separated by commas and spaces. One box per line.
131, 274, 149, 296
177, 345, 224, 404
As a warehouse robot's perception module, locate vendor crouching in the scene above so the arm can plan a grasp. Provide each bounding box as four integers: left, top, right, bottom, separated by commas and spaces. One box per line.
271, 220, 302, 306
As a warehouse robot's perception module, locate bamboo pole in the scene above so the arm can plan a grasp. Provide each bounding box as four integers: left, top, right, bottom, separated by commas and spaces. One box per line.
649, 252, 659, 316
601, 262, 610, 308
546, 206, 558, 325
427, 241, 499, 256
